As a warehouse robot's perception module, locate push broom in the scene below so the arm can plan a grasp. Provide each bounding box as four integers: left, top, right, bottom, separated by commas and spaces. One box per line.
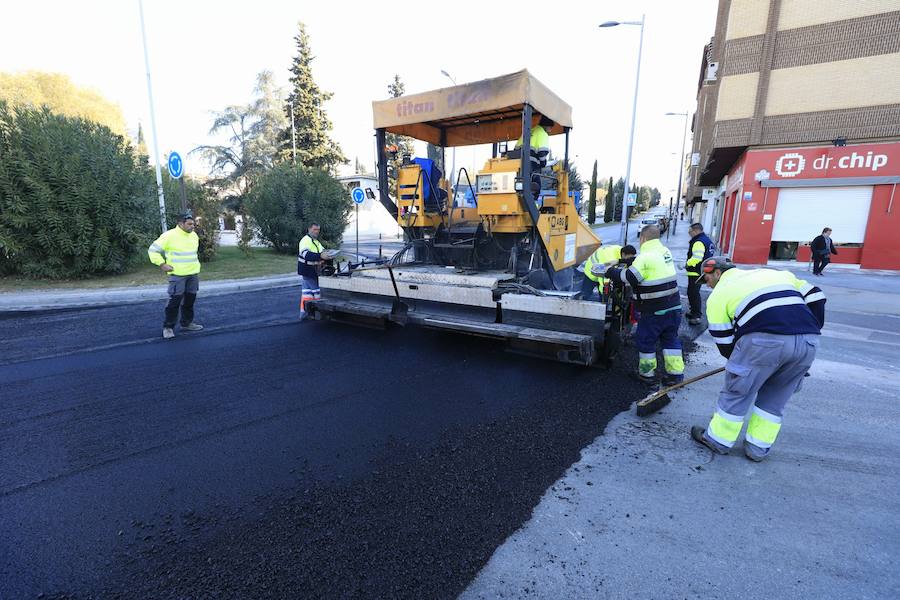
635, 366, 726, 417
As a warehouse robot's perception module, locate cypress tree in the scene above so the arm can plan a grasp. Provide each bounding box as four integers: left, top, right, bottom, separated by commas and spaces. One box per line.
587, 160, 598, 224
280, 22, 346, 172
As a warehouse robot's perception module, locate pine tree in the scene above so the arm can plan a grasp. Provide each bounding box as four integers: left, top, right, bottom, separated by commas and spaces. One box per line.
587, 160, 598, 224
280, 22, 346, 171
603, 177, 614, 223
384, 75, 414, 195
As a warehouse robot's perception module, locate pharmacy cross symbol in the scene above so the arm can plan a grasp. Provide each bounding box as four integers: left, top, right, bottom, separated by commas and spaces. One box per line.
774, 152, 805, 178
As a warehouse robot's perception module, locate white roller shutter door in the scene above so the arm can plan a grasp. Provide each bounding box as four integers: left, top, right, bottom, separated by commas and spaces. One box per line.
771, 186, 872, 243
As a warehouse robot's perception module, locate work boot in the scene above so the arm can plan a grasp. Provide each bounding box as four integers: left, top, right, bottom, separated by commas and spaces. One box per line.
743, 442, 768, 462
631, 372, 657, 386
162, 327, 175, 339
662, 374, 684, 387
690, 426, 728, 455
181, 323, 203, 332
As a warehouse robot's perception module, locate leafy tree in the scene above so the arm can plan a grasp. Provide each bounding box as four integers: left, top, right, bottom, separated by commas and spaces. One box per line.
194, 71, 284, 212
161, 172, 220, 262
384, 75, 414, 195
0, 103, 153, 278
603, 177, 614, 223
279, 22, 346, 171
245, 164, 351, 254
0, 71, 127, 135
587, 160, 598, 224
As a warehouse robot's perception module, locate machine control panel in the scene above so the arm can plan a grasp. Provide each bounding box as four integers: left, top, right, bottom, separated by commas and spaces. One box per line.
477, 173, 516, 194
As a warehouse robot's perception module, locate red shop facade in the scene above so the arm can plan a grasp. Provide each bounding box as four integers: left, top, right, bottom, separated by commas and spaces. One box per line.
705, 141, 900, 271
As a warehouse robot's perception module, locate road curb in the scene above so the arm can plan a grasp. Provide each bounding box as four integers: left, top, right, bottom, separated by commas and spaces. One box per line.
0, 275, 300, 314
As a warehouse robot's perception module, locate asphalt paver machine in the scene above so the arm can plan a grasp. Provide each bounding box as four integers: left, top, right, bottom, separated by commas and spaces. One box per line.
309, 70, 623, 365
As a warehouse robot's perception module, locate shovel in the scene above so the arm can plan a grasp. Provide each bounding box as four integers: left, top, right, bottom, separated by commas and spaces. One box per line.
635, 366, 726, 417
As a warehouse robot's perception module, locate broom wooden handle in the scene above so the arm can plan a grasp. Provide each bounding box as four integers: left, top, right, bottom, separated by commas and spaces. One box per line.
637, 366, 727, 407
659, 366, 725, 396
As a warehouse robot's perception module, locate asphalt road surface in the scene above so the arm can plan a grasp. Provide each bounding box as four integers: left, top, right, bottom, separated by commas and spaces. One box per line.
1, 286, 651, 599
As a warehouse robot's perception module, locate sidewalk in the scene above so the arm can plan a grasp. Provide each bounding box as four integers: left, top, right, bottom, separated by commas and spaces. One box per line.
461, 336, 900, 599
0, 274, 300, 313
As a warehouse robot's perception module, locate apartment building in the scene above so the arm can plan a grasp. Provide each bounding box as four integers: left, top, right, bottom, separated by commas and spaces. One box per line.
686, 0, 900, 269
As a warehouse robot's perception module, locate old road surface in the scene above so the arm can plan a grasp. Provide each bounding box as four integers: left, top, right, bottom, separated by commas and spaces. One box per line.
0, 286, 654, 599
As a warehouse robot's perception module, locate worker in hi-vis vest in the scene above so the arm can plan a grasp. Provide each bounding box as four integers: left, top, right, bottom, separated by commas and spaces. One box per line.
692, 256, 825, 462
148, 212, 204, 339
297, 222, 324, 321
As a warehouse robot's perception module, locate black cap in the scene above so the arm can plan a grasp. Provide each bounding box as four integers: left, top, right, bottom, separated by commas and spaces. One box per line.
701, 255, 734, 274
177, 212, 194, 222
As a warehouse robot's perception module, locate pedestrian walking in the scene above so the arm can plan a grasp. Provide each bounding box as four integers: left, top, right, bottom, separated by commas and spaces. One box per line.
604, 226, 684, 385
684, 223, 716, 325
692, 256, 826, 461
810, 227, 838, 275
148, 213, 203, 339
298, 223, 324, 321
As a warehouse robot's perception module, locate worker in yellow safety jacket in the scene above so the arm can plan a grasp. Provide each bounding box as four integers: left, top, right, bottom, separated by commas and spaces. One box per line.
515, 114, 553, 188
298, 222, 325, 321
603, 226, 683, 385
580, 243, 636, 301
148, 212, 203, 339
684, 222, 716, 325
691, 256, 825, 461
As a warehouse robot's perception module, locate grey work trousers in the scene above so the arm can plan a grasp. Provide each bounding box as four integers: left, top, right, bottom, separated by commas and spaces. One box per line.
708, 332, 819, 456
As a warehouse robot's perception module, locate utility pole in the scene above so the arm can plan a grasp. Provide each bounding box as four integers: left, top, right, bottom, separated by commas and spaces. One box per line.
138, 0, 167, 233
665, 111, 690, 235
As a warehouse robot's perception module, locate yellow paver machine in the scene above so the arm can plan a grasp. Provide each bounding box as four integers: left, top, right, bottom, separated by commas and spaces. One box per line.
308, 70, 622, 365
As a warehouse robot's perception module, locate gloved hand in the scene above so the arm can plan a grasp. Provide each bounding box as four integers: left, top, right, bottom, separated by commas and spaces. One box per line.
604, 266, 618, 281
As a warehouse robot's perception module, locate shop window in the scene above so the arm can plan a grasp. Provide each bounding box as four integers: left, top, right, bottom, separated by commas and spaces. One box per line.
770, 241, 798, 260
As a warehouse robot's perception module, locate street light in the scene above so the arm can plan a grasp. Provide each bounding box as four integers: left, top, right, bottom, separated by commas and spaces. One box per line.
665, 111, 689, 235
599, 15, 645, 245
441, 70, 458, 201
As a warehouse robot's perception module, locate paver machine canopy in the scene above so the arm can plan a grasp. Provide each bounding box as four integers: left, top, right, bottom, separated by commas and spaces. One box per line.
372, 69, 599, 288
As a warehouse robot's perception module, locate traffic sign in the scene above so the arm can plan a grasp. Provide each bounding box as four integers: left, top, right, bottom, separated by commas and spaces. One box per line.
626, 192, 637, 207
351, 187, 365, 204
167, 151, 184, 179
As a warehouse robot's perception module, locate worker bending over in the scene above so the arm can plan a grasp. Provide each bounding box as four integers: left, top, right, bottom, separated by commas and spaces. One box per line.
297, 222, 324, 321
604, 226, 684, 385
684, 222, 716, 325
693, 256, 825, 461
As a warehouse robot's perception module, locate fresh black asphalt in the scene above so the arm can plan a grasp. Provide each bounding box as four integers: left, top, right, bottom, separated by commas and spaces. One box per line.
1, 286, 651, 599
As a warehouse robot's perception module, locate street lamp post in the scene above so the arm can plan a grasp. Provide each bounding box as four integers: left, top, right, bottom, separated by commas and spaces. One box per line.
441, 70, 457, 202
665, 111, 689, 235
138, 0, 167, 234
600, 15, 645, 245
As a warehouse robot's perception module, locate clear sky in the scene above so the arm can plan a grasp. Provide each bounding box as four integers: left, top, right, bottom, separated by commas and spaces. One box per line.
1, 0, 717, 199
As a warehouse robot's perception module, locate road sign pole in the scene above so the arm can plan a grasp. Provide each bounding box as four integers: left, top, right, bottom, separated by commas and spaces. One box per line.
356, 203, 359, 259
179, 177, 187, 212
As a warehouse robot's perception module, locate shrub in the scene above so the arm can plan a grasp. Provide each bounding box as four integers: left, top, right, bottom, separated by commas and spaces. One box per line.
0, 102, 155, 278
161, 173, 220, 262
245, 163, 350, 253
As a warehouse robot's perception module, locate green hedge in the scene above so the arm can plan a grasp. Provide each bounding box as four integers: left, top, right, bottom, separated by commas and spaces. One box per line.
0, 102, 155, 278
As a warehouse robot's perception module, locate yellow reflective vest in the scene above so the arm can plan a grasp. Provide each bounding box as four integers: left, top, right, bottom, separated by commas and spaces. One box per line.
514, 125, 551, 169
707, 268, 825, 357
583, 244, 622, 284
148, 227, 200, 276
613, 238, 679, 312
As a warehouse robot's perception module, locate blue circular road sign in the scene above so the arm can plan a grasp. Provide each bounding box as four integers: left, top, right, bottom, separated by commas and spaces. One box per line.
167, 151, 184, 179
351, 187, 365, 204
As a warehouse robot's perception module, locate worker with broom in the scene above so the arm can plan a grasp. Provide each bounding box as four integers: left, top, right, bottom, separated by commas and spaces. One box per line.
691, 256, 826, 461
